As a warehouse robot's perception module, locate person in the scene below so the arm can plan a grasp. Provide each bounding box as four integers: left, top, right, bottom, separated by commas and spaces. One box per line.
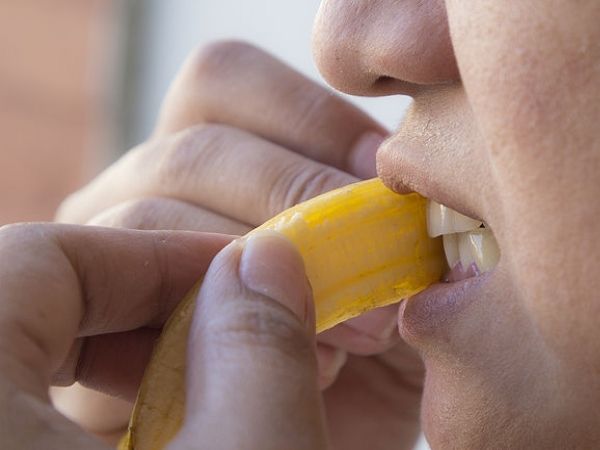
2, 0, 599, 448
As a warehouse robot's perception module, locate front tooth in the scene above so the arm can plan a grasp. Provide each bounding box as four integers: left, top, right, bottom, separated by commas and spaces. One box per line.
457, 229, 500, 273
427, 200, 483, 237
442, 234, 460, 269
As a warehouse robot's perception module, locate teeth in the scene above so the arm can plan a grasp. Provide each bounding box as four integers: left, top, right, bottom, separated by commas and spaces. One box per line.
442, 234, 460, 269
457, 229, 500, 273
427, 200, 483, 237
426, 200, 499, 276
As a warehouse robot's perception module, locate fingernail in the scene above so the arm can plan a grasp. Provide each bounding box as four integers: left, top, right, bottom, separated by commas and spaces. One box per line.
239, 231, 310, 323
349, 131, 387, 179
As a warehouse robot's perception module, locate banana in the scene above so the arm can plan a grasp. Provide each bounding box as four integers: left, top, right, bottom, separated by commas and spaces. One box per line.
120, 178, 444, 449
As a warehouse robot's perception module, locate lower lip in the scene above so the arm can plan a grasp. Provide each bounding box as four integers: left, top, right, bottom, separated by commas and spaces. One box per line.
398, 272, 492, 342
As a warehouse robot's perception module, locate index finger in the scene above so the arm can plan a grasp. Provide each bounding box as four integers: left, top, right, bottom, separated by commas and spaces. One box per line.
155, 41, 387, 179
0, 223, 230, 399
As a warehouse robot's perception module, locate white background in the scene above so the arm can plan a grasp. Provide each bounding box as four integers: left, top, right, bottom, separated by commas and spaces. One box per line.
129, 0, 411, 144
130, 2, 426, 448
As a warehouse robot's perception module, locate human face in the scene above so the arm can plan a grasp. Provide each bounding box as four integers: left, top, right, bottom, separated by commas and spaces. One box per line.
313, 1, 600, 448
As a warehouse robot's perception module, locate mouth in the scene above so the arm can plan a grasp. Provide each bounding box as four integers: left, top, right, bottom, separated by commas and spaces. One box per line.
427, 199, 500, 281
398, 199, 500, 340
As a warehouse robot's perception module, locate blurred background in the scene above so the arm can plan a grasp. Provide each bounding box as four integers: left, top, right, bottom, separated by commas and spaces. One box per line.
1, 1, 426, 447
0, 0, 410, 225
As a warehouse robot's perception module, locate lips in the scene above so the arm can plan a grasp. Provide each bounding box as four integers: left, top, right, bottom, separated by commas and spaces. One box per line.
377, 134, 500, 342
397, 270, 492, 344
375, 92, 521, 449
396, 198, 499, 343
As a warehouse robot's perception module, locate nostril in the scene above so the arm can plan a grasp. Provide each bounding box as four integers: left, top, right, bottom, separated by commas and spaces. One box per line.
371, 76, 421, 96
376, 76, 395, 86
313, 0, 458, 96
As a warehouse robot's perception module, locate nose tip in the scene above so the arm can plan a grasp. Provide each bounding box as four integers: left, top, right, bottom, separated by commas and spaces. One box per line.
312, 0, 460, 97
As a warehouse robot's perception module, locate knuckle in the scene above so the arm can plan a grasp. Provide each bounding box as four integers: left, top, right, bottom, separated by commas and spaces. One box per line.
291, 89, 345, 139
207, 299, 313, 366
269, 163, 350, 214
0, 222, 23, 241
55, 191, 82, 223
91, 198, 165, 230
0, 224, 59, 268
155, 124, 227, 188
0, 222, 45, 244
295, 89, 337, 124
185, 40, 260, 84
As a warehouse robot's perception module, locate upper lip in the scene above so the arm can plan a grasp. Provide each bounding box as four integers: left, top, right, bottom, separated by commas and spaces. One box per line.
375, 125, 502, 287
376, 134, 484, 223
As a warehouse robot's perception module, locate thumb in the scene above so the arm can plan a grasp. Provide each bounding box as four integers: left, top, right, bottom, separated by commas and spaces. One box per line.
172, 231, 328, 450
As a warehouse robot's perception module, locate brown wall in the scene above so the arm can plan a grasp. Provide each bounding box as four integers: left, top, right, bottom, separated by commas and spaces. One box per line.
0, 1, 114, 225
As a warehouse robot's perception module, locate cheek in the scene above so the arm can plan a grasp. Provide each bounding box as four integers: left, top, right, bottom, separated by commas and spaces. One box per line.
444, 1, 600, 372
313, 0, 459, 96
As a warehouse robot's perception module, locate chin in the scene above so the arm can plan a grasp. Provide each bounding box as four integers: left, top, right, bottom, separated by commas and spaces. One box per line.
397, 266, 562, 449
418, 363, 523, 449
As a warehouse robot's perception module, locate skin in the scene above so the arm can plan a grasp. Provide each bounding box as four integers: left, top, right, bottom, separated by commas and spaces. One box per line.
315, 0, 600, 447
55, 42, 423, 449
0, 225, 328, 449
3, 0, 598, 448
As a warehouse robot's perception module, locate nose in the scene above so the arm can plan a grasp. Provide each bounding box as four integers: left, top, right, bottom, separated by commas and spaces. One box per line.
312, 0, 459, 96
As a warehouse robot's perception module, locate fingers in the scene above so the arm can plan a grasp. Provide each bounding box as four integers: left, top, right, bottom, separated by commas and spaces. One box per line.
173, 232, 327, 450
51, 384, 132, 442
59, 227, 231, 336
57, 41, 380, 229
54, 328, 161, 401
316, 343, 347, 390
312, 303, 400, 390
0, 223, 230, 400
88, 197, 251, 235
312, 304, 399, 389
323, 343, 424, 450
59, 125, 357, 226
318, 304, 400, 356
156, 41, 387, 178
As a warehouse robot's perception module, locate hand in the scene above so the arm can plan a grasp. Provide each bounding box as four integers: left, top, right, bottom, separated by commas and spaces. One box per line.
57, 41, 386, 232
55, 42, 423, 449
0, 225, 421, 449
0, 223, 228, 448
0, 224, 335, 449
58, 40, 399, 380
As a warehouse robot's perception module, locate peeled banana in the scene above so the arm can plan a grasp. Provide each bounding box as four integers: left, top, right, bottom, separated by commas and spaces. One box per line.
120, 178, 444, 450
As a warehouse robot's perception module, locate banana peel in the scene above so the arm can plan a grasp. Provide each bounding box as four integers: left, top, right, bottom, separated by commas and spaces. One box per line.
120, 178, 444, 449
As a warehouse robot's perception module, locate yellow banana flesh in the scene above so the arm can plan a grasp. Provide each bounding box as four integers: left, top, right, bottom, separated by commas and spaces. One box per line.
120, 178, 444, 450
